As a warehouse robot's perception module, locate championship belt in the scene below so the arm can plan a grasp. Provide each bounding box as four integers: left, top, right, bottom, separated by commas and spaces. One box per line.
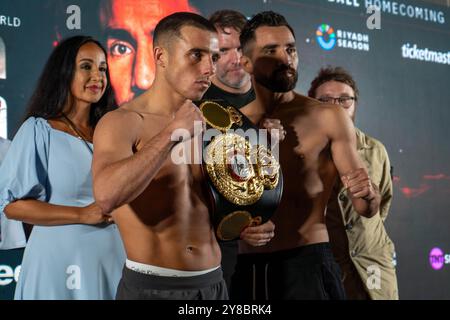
199, 100, 283, 241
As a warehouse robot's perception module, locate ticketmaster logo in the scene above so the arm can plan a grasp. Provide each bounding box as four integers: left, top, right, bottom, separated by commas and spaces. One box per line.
401, 43, 450, 65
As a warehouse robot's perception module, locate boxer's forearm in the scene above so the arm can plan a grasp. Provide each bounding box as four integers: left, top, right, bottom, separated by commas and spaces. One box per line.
351, 183, 381, 218
93, 128, 176, 213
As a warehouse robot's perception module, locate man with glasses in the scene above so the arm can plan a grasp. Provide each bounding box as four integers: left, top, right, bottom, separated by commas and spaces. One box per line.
308, 66, 398, 300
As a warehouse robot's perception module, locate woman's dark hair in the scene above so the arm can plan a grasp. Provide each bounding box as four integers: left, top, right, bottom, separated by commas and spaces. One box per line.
24, 35, 116, 127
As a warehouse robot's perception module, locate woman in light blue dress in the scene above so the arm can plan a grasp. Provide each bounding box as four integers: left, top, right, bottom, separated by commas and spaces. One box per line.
0, 137, 27, 250
0, 36, 125, 299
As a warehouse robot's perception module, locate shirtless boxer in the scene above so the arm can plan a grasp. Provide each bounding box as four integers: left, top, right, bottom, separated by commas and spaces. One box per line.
92, 12, 274, 300
231, 11, 381, 300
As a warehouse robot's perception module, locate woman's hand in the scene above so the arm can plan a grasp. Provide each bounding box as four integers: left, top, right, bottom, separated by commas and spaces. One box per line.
78, 203, 113, 225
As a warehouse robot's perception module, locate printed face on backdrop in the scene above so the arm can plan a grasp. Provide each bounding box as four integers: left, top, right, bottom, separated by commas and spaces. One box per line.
99, 0, 196, 105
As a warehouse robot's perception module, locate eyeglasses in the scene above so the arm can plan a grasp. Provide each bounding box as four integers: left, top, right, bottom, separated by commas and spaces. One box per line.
317, 96, 355, 107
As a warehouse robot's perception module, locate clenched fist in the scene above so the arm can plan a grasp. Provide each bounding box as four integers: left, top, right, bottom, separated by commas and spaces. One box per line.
168, 100, 205, 142
260, 118, 286, 143
341, 168, 376, 201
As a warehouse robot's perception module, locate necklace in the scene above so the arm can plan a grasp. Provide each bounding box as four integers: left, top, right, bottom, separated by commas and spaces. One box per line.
61, 113, 93, 154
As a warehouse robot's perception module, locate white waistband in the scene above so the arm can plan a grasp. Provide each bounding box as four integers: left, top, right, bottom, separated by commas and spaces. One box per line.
125, 259, 220, 277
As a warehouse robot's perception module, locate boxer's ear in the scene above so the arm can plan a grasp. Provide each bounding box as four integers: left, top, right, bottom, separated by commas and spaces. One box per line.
154, 46, 166, 68
240, 55, 253, 75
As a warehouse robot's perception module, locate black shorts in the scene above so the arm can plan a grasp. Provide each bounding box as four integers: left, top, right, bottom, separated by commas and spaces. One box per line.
219, 240, 239, 293
231, 242, 346, 300
116, 266, 229, 300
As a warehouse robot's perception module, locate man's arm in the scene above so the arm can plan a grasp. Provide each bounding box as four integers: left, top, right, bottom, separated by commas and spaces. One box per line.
92, 101, 203, 213
378, 145, 393, 221
322, 106, 380, 218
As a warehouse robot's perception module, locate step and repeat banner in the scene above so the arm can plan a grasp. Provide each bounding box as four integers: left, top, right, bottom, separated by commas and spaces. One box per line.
1, 0, 449, 299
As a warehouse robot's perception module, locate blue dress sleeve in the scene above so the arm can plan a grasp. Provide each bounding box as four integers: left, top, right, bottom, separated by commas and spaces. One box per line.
0, 117, 51, 213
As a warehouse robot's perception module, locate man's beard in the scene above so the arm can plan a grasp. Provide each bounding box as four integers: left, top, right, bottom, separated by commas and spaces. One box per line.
255, 64, 298, 92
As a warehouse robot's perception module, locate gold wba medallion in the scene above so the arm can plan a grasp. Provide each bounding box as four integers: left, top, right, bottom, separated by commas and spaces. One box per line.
199, 100, 283, 241
204, 132, 280, 206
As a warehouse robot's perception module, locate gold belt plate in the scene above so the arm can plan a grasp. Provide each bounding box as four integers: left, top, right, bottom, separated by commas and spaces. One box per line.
205, 133, 280, 206
199, 100, 242, 131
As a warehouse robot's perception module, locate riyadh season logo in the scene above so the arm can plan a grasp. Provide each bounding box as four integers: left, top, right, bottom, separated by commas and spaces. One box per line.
315, 23, 370, 52
429, 247, 450, 270
316, 24, 336, 50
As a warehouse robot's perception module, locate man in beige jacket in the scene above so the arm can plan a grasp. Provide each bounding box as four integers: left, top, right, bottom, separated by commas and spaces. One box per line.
309, 66, 398, 300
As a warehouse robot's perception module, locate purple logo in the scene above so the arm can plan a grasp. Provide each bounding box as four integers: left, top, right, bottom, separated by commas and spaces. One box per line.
429, 247, 445, 270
